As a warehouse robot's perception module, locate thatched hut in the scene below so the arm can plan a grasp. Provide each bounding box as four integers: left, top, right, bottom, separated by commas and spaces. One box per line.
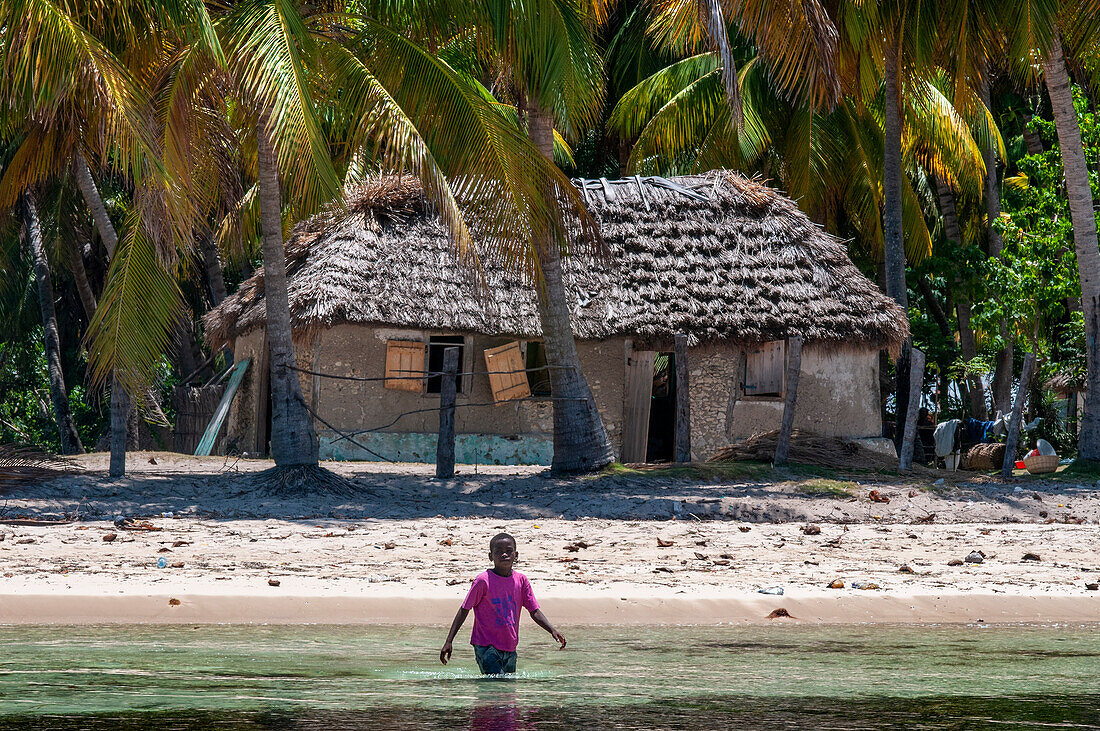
204, 171, 907, 464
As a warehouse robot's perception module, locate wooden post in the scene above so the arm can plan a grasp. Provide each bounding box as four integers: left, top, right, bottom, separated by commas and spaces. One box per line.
1001, 352, 1036, 480
898, 347, 926, 471
774, 335, 803, 465
674, 334, 691, 463
436, 346, 459, 478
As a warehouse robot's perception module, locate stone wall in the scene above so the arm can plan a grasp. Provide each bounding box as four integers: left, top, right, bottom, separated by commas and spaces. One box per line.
686, 343, 882, 460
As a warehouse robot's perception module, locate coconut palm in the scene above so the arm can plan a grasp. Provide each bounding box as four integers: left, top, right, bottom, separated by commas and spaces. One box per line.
466, 0, 616, 472
0, 0, 181, 472
150, 0, 605, 477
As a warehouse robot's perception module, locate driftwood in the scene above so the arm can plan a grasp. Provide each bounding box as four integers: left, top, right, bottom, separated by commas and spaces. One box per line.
1002, 352, 1037, 479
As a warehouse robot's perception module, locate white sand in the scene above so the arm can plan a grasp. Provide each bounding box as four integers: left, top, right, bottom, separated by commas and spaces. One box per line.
0, 515, 1097, 625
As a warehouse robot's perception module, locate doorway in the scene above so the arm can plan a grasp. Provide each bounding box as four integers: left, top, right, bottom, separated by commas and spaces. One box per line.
646, 352, 676, 462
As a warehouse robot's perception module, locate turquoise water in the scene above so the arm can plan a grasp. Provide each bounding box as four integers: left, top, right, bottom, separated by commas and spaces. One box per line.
0, 624, 1097, 728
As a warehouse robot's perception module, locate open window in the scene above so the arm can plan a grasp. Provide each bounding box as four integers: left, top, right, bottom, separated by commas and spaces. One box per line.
427, 335, 467, 394
524, 341, 552, 397
744, 340, 785, 399
384, 340, 426, 392
484, 340, 531, 403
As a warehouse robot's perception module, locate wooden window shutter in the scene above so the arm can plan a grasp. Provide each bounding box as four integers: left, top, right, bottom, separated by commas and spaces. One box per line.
484, 341, 531, 403
745, 340, 785, 396
385, 340, 426, 392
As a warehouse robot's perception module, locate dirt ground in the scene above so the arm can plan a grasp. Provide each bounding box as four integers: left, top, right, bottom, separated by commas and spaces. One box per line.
0, 453, 1096, 624
3, 451, 1097, 525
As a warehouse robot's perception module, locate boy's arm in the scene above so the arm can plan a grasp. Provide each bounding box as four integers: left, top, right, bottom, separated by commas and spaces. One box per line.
529, 609, 566, 649
439, 607, 470, 664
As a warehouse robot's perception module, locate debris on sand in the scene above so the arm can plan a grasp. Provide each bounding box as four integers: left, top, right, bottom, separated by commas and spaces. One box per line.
1022, 553, 1041, 562
801, 524, 821, 535
766, 608, 794, 619
965, 551, 985, 564
657, 538, 674, 548
268, 579, 281, 587
868, 490, 890, 504
707, 430, 899, 471
827, 579, 845, 589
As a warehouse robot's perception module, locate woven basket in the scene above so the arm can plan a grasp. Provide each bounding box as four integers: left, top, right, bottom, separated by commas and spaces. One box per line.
1024, 454, 1059, 475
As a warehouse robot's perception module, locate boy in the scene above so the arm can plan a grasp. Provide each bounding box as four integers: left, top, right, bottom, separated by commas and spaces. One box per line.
439, 533, 566, 675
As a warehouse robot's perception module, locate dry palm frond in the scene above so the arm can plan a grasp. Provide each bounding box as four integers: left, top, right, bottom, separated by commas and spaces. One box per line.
707, 429, 898, 472
0, 445, 74, 489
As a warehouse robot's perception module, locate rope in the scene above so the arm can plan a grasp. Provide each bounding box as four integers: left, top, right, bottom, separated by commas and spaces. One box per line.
295, 394, 395, 463
283, 363, 572, 382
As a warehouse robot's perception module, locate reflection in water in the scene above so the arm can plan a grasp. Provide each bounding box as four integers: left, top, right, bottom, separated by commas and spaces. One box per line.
0, 625, 1096, 729
468, 689, 524, 731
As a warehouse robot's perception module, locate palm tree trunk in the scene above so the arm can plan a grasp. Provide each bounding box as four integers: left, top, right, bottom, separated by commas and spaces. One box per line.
21, 191, 84, 455
200, 230, 228, 306
67, 230, 98, 320
256, 119, 318, 467
884, 43, 910, 450
1022, 115, 1044, 155
1043, 38, 1100, 460
980, 78, 1014, 415
883, 45, 906, 309
528, 105, 614, 473
933, 176, 988, 418
72, 152, 118, 258
71, 151, 128, 474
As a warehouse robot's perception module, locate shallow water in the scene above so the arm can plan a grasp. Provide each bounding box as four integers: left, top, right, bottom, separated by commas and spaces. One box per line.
0, 624, 1097, 729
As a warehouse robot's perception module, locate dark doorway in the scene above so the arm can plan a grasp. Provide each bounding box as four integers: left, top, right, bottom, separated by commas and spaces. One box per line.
646, 352, 677, 462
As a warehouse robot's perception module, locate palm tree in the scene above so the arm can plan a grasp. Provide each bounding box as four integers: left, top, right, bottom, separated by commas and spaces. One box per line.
0, 0, 170, 473
19, 189, 84, 454
166, 0, 607, 478
462, 0, 615, 472
996, 0, 1100, 457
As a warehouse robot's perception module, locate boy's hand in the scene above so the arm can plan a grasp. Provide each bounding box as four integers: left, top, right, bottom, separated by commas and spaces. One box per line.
552, 629, 566, 649
440, 641, 453, 665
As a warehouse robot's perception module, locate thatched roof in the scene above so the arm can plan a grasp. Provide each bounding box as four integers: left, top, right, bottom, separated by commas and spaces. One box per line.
204, 171, 908, 351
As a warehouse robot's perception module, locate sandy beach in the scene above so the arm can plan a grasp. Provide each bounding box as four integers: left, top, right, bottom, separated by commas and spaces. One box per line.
1, 452, 1098, 625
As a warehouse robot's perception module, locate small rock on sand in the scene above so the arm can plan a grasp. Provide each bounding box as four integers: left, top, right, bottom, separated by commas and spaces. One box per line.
965, 551, 985, 564
1022, 553, 1041, 562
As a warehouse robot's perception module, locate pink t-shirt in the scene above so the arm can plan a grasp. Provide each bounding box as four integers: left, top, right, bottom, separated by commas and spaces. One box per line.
461, 570, 539, 652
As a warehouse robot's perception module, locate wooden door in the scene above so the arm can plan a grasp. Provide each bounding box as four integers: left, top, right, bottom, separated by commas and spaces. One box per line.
622, 349, 656, 462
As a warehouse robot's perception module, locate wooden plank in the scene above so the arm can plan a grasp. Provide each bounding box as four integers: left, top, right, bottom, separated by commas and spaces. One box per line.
746, 340, 785, 396
436, 347, 459, 478
774, 336, 802, 465
622, 348, 655, 463
674, 334, 691, 463
484, 341, 531, 403
195, 358, 251, 457
385, 340, 425, 392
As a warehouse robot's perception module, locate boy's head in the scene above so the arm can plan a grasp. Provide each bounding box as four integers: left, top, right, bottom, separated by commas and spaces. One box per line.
489, 533, 517, 572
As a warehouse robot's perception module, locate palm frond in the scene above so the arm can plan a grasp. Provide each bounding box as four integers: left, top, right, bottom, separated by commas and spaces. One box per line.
84, 212, 184, 397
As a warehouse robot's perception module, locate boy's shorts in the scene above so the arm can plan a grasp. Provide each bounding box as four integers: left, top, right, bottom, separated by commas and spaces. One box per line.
473, 644, 517, 675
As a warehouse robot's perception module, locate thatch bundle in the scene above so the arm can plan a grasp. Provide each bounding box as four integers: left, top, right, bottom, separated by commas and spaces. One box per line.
204, 172, 908, 352
962, 442, 1006, 471
707, 429, 898, 471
